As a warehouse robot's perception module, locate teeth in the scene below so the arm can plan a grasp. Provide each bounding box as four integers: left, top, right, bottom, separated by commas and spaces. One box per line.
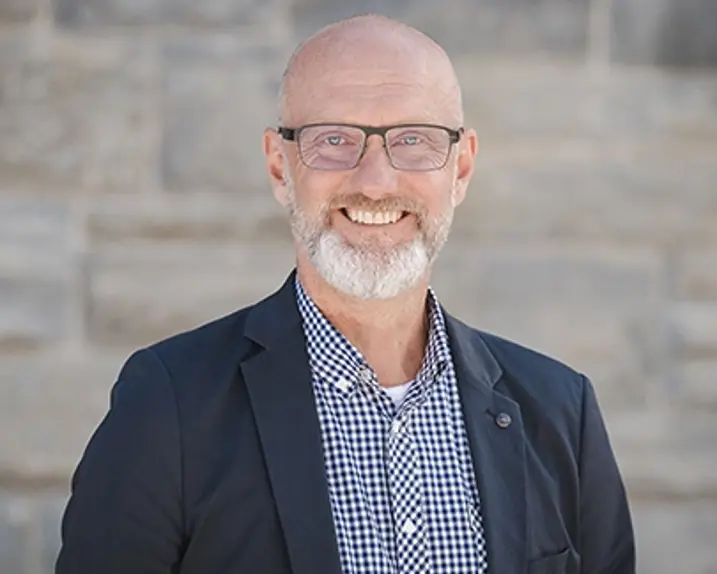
345, 209, 403, 225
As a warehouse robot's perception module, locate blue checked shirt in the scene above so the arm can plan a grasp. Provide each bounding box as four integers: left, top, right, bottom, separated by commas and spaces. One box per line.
295, 278, 489, 574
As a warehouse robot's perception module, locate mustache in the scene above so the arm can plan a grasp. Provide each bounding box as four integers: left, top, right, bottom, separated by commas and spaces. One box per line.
328, 194, 426, 215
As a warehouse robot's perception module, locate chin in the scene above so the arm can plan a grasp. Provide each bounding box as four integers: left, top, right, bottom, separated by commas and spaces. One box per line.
310, 231, 430, 300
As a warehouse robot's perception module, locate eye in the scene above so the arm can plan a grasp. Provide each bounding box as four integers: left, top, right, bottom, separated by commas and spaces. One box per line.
325, 135, 345, 146
399, 134, 421, 145
389, 131, 427, 147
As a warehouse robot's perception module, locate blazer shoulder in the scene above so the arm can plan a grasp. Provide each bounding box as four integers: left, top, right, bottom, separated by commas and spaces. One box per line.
123, 304, 257, 397
151, 305, 253, 360
475, 328, 587, 411
478, 329, 582, 381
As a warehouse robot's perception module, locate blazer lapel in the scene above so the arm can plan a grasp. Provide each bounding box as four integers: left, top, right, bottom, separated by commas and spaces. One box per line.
445, 313, 528, 574
241, 273, 342, 574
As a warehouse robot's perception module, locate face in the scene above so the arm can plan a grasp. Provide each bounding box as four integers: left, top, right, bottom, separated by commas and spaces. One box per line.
265, 59, 477, 300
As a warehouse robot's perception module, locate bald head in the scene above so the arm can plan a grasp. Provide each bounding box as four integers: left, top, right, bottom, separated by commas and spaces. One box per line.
278, 14, 463, 126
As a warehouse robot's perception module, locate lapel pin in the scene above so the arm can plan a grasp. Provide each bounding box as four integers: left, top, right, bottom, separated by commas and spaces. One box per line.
495, 412, 512, 429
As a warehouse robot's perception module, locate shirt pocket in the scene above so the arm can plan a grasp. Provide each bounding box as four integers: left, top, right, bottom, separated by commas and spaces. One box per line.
527, 547, 571, 574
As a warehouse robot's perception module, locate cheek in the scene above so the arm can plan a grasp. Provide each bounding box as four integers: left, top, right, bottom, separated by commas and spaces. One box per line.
451, 181, 466, 207
293, 171, 345, 213
405, 173, 454, 213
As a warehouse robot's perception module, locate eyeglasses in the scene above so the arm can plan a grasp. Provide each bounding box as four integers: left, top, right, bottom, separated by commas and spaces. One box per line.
277, 123, 464, 172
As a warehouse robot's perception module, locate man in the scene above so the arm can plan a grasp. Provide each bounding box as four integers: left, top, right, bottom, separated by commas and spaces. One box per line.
56, 14, 635, 574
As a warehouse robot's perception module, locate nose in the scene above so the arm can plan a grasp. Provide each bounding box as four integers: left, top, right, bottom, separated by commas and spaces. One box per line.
350, 134, 398, 200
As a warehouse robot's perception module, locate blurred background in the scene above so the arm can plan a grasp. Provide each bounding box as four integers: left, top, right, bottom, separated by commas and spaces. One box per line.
0, 0, 716, 572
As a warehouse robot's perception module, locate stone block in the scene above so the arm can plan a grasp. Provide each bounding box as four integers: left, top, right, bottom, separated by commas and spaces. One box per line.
39, 494, 67, 574
0, 194, 72, 264
55, 0, 289, 32
679, 360, 717, 410
452, 155, 717, 248
632, 501, 717, 574
0, 277, 70, 349
676, 250, 717, 301
0, 492, 32, 574
456, 61, 717, 144
0, 195, 73, 349
597, 71, 717, 143
0, 352, 126, 481
608, 409, 717, 499
290, 0, 591, 59
434, 243, 665, 306
0, 0, 40, 22
161, 37, 289, 194
671, 303, 717, 359
609, 0, 669, 67
88, 192, 291, 245
458, 62, 603, 142
612, 0, 717, 67
86, 244, 295, 346
0, 36, 157, 191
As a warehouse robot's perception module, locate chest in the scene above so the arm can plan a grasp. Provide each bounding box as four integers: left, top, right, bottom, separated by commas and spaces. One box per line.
312, 371, 487, 573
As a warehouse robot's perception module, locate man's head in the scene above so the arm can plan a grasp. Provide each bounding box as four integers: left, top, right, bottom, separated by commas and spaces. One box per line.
264, 14, 478, 300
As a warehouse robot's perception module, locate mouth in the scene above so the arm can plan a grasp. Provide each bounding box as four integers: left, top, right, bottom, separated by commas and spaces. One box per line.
340, 208, 409, 226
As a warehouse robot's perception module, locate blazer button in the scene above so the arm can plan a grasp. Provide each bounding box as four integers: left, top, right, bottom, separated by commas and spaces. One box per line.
495, 412, 512, 429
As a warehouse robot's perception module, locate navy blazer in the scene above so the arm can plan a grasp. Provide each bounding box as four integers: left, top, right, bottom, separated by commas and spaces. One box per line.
56, 272, 635, 574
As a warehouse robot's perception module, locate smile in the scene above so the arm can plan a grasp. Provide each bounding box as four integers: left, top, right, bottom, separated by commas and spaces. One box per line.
341, 208, 407, 226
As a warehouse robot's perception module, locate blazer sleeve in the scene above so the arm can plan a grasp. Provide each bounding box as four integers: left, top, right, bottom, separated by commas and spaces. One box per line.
578, 375, 636, 574
56, 349, 184, 574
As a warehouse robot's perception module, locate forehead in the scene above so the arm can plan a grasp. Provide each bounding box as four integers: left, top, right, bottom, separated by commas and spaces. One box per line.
287, 67, 457, 127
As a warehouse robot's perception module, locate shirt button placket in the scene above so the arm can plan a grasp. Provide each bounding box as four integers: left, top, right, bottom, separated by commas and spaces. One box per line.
386, 417, 430, 573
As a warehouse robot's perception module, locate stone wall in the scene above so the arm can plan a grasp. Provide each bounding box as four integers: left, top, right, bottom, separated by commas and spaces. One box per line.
0, 1, 716, 572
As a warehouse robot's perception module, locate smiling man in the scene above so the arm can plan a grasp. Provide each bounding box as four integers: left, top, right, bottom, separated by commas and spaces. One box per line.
56, 14, 635, 574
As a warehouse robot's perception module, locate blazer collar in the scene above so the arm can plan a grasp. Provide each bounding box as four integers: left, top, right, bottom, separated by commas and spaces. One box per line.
240, 270, 343, 574
244, 269, 504, 392
443, 311, 503, 389
444, 310, 528, 573
243, 270, 304, 350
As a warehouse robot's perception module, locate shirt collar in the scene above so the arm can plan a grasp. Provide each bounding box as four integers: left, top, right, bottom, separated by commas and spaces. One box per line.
294, 276, 450, 397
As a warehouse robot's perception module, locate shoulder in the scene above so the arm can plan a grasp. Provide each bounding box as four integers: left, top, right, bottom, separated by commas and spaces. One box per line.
448, 314, 588, 420
147, 305, 255, 375
478, 329, 584, 388
114, 302, 258, 405
485, 329, 585, 413
451, 318, 597, 467
113, 272, 299, 407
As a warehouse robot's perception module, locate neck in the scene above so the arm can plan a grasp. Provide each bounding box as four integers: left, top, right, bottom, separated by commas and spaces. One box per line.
297, 257, 431, 388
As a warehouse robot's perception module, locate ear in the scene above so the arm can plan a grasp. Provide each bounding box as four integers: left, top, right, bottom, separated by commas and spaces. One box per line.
263, 128, 290, 207
452, 128, 478, 206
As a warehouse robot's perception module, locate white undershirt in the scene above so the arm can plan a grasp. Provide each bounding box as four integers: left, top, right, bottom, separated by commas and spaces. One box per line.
383, 380, 413, 407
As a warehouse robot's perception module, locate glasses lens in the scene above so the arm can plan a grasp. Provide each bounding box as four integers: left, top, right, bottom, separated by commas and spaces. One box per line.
298, 125, 365, 170
386, 126, 452, 171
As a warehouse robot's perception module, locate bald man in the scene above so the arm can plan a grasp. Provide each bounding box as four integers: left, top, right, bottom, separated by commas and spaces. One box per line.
56, 15, 635, 574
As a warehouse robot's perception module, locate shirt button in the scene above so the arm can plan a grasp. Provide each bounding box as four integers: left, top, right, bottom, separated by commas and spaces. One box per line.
334, 377, 351, 392
390, 420, 402, 435
358, 367, 372, 383
401, 518, 418, 534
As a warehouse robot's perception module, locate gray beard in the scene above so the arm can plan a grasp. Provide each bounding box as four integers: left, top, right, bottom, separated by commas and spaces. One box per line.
287, 194, 454, 300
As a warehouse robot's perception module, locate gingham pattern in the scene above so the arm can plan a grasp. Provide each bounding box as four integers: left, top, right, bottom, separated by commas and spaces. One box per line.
295, 278, 488, 574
